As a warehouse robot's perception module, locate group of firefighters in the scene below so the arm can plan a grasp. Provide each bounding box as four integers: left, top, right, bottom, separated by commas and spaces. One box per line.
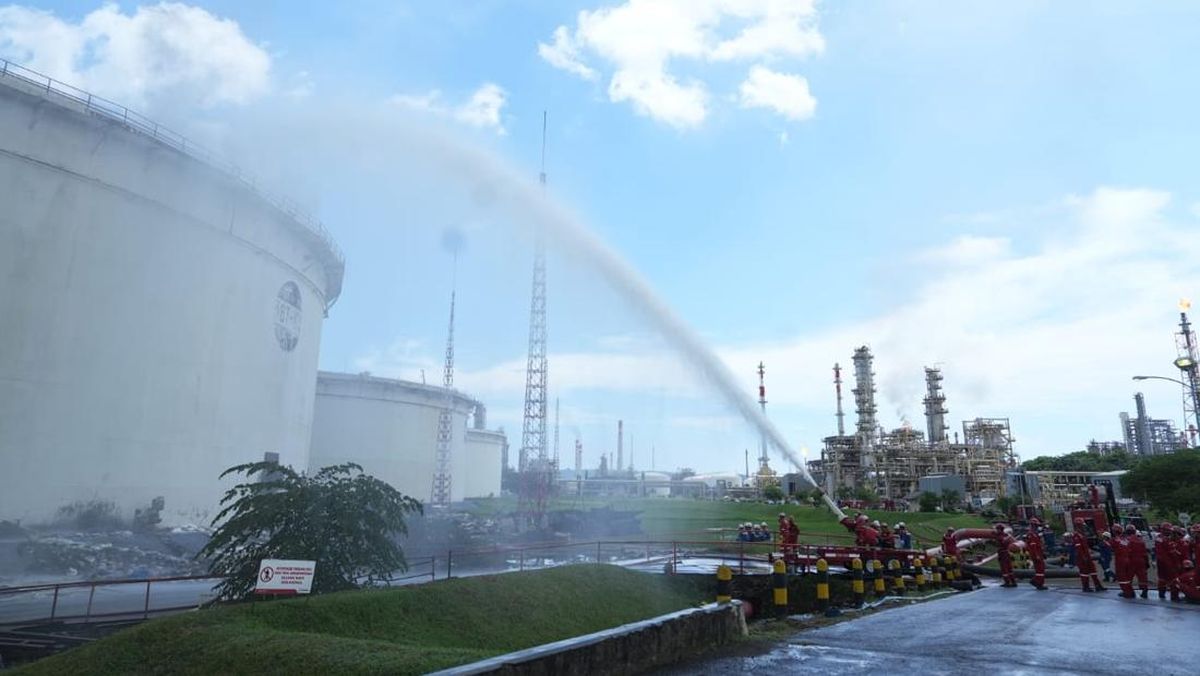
980, 518, 1200, 600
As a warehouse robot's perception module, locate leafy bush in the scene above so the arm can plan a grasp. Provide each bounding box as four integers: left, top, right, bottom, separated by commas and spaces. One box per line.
198, 462, 422, 600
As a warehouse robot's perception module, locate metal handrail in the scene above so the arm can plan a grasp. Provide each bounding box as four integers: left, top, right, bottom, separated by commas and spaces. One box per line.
0, 57, 344, 274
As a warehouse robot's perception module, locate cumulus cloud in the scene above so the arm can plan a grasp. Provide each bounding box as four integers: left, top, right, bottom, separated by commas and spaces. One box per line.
0, 2, 270, 108
537, 26, 597, 80
390, 83, 509, 134
738, 65, 816, 121
538, 0, 823, 128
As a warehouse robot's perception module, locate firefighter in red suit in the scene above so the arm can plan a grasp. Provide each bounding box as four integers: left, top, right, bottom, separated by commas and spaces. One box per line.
1025, 518, 1047, 590
1167, 527, 1190, 601
1177, 560, 1198, 603
856, 521, 879, 549
942, 527, 959, 558
995, 523, 1017, 588
1112, 525, 1133, 598
1155, 522, 1178, 600
1072, 518, 1105, 592
1125, 524, 1150, 599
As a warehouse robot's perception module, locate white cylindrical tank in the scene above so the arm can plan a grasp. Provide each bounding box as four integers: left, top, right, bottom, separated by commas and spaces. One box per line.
309, 372, 505, 503
0, 67, 344, 526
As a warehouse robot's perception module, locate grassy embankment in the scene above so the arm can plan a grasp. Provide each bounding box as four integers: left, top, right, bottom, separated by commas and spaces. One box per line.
468, 496, 987, 546
17, 565, 711, 676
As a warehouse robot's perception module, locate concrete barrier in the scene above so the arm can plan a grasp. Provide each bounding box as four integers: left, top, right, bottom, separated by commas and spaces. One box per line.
429, 601, 748, 675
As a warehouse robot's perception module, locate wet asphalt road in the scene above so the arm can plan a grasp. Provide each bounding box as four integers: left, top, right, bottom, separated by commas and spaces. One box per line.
671, 583, 1200, 675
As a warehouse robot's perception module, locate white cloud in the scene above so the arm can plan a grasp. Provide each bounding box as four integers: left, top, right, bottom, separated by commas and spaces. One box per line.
919, 235, 1011, 266
0, 3, 270, 108
738, 65, 816, 121
390, 83, 509, 134
539, 0, 823, 128
537, 26, 597, 80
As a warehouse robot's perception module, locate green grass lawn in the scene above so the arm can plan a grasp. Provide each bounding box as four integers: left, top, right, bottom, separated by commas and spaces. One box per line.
17, 565, 710, 676
468, 496, 987, 548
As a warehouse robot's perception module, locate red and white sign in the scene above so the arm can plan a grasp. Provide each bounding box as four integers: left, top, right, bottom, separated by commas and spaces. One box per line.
254, 559, 316, 595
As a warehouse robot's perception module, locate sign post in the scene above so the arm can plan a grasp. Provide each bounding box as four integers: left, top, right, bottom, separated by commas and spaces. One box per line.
255, 559, 316, 596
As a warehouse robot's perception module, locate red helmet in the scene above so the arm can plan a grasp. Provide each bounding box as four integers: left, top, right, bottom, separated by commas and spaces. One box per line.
1029, 517, 1042, 527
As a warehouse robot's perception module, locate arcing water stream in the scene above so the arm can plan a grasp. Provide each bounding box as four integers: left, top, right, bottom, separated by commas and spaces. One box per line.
233, 104, 847, 521
394, 123, 846, 520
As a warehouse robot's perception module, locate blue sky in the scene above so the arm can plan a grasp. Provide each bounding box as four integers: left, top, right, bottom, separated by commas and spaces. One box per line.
4, 1, 1200, 473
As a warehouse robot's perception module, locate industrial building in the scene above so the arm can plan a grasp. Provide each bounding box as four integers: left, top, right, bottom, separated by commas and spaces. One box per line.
807, 347, 1015, 506
0, 62, 343, 526
308, 372, 505, 503
1119, 393, 1185, 455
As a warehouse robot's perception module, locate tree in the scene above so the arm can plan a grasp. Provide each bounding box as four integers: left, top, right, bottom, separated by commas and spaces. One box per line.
993, 495, 1017, 517
918, 492, 940, 512
198, 462, 422, 600
1022, 449, 1141, 472
853, 484, 878, 503
1123, 449, 1200, 517
762, 485, 784, 501
940, 489, 962, 512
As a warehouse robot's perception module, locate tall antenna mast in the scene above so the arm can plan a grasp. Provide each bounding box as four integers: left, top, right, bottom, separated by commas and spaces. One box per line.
430, 251, 458, 506
519, 111, 552, 527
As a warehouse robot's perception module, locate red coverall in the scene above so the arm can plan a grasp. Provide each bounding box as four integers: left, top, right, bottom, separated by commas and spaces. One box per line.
856, 525, 879, 549
943, 533, 959, 558
1168, 537, 1190, 601
1126, 532, 1150, 597
1025, 530, 1047, 589
1155, 534, 1178, 599
997, 533, 1017, 587
1113, 534, 1133, 597
1177, 567, 1199, 602
1073, 531, 1104, 591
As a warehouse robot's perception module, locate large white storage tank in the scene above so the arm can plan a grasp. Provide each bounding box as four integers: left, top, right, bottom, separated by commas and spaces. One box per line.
309, 372, 505, 502
0, 64, 344, 526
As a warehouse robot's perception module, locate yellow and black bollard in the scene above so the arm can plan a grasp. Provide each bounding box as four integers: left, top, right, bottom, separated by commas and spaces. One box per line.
942, 556, 953, 582
873, 558, 886, 597
932, 558, 943, 588
717, 564, 732, 604
851, 558, 865, 607
816, 558, 838, 616
914, 556, 926, 593
950, 555, 959, 582
772, 559, 788, 616
890, 559, 906, 595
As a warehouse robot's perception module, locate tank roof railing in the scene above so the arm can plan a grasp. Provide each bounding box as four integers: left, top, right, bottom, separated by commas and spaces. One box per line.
0, 58, 344, 303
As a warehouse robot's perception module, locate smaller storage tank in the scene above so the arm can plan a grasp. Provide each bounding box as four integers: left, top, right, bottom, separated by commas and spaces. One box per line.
308, 372, 505, 502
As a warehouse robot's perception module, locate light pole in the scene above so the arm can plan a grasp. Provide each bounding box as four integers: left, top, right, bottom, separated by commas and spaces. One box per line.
1132, 375, 1199, 444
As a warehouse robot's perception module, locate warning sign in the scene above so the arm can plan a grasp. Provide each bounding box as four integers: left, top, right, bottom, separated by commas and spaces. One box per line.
255, 559, 316, 595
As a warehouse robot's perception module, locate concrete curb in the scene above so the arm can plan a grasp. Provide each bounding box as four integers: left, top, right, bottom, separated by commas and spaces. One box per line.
429, 601, 747, 675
